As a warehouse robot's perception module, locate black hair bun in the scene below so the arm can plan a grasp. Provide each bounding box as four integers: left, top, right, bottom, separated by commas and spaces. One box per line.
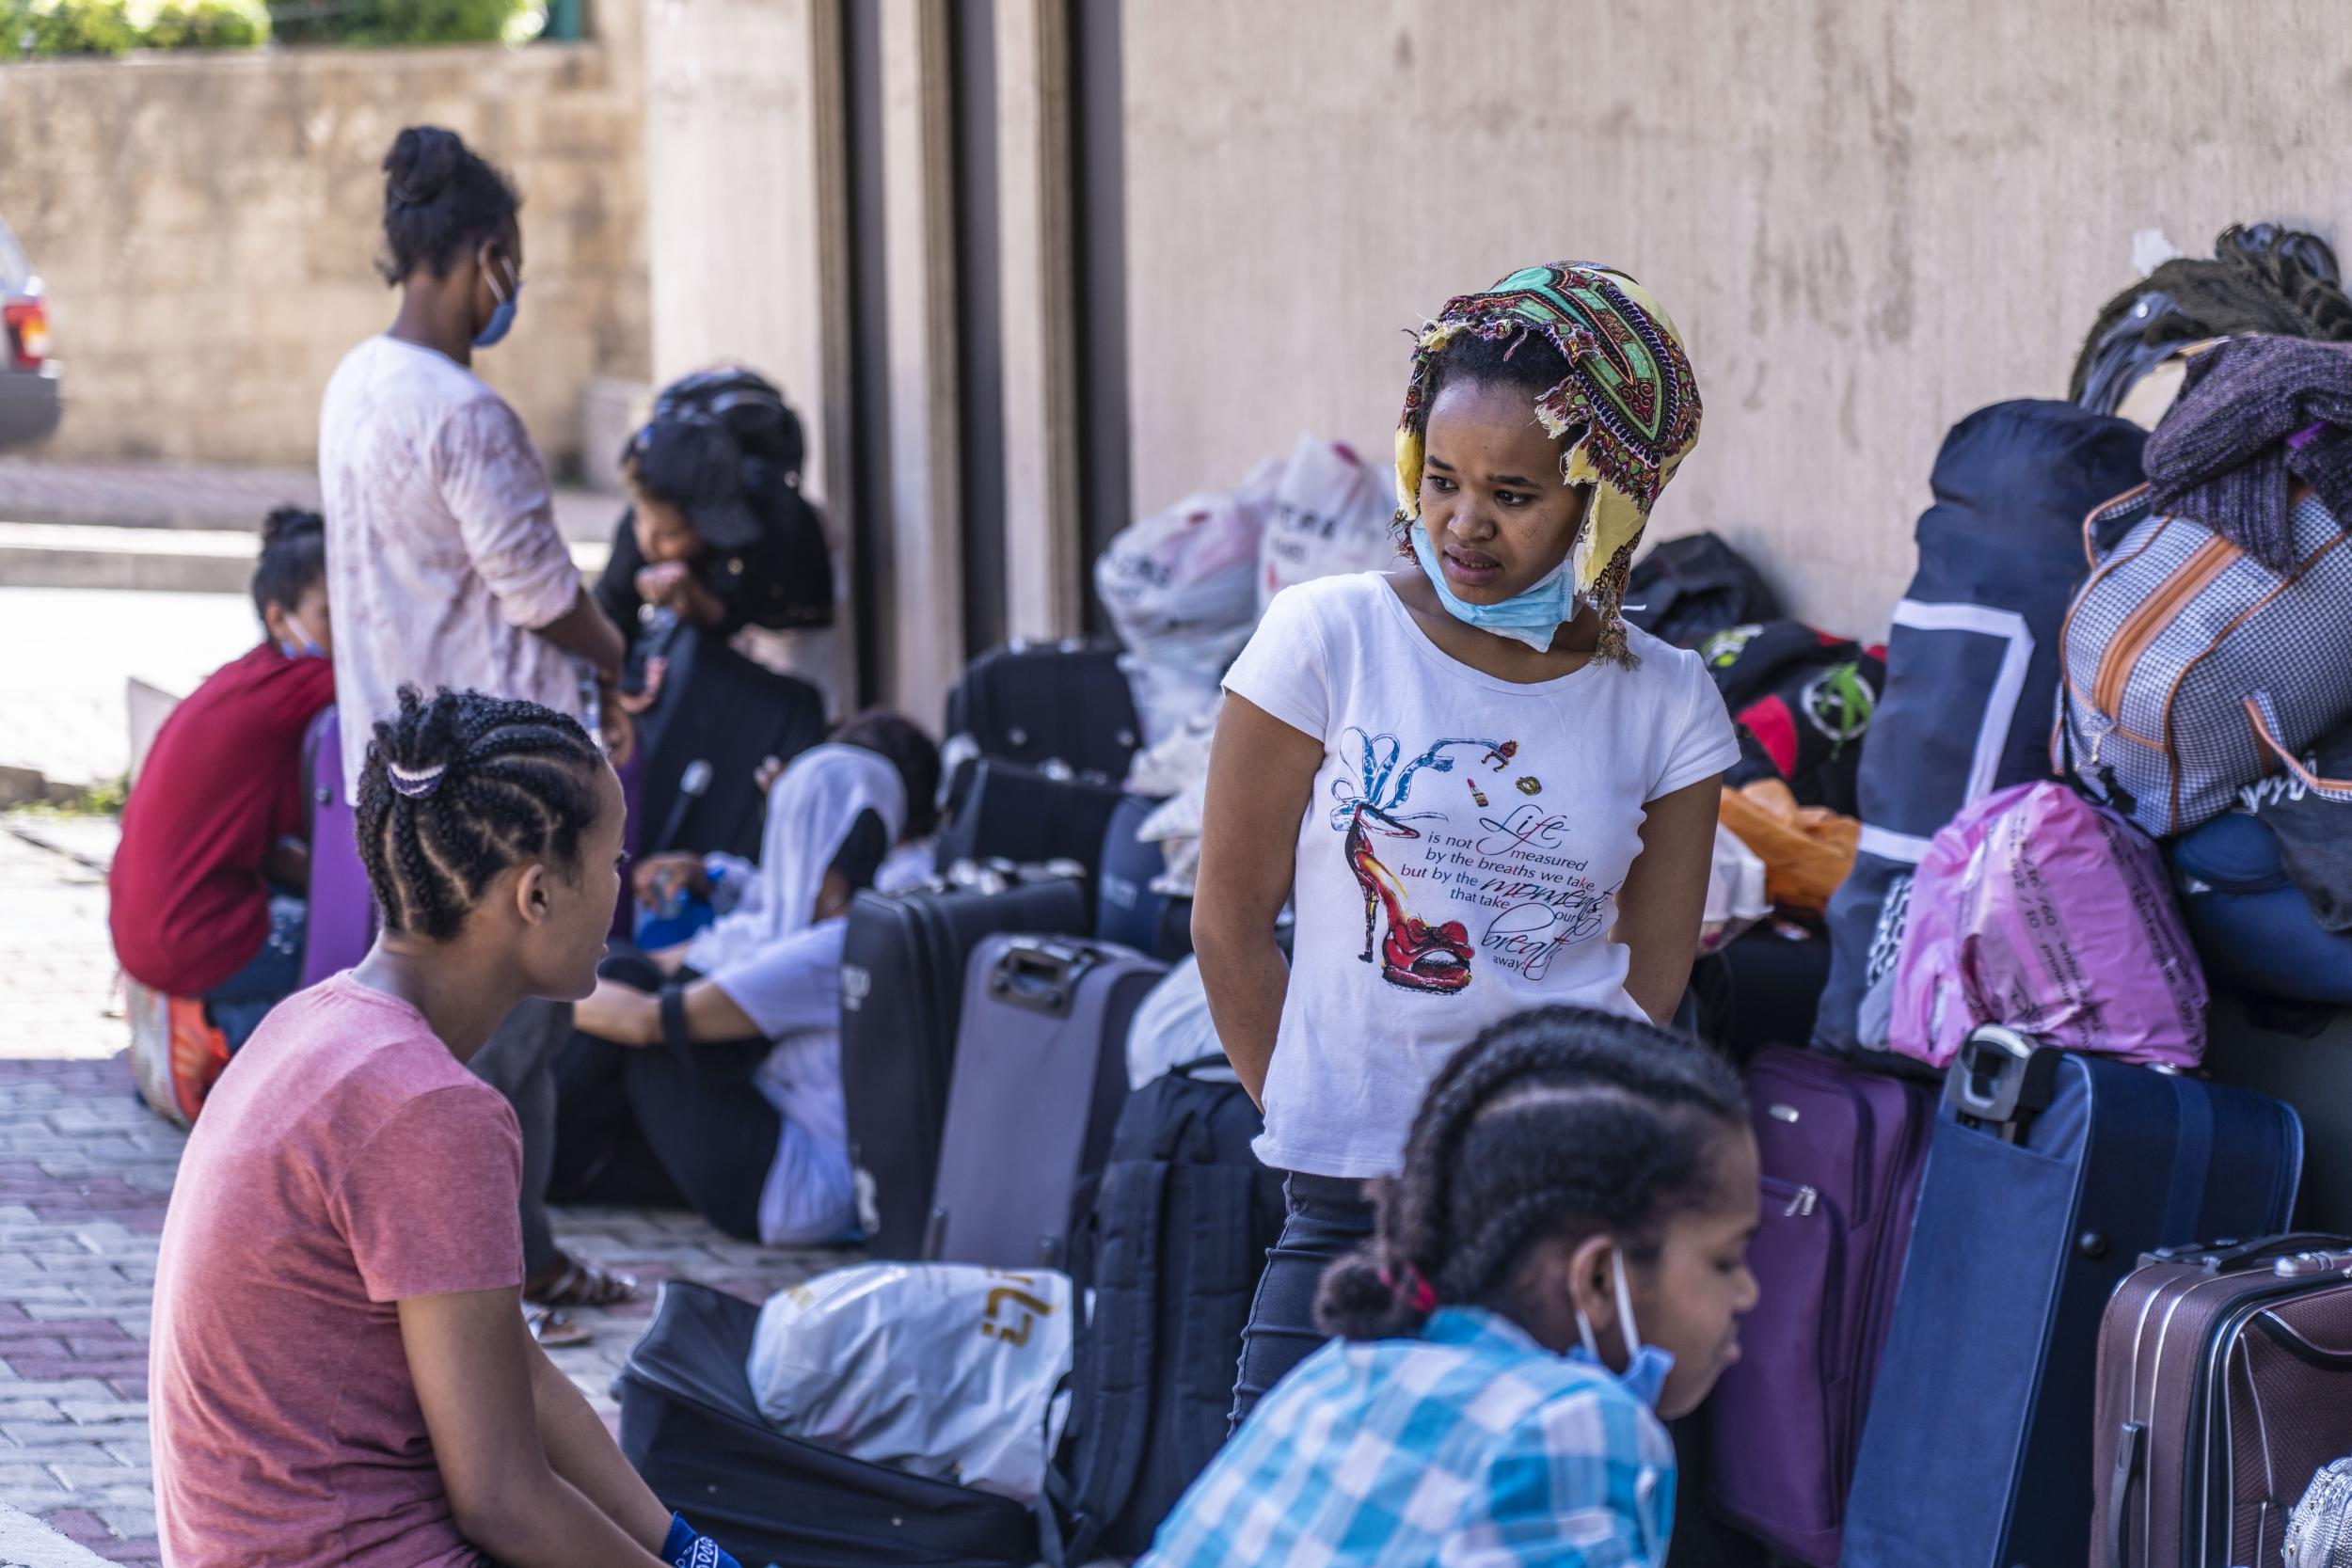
385, 126, 466, 206
261, 505, 325, 546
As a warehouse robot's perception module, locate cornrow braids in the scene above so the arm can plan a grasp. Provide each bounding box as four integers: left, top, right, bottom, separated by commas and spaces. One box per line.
356, 687, 605, 942
1316, 1006, 1745, 1341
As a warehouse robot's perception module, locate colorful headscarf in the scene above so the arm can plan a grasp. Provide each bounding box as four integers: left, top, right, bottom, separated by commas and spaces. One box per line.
1395, 262, 1703, 664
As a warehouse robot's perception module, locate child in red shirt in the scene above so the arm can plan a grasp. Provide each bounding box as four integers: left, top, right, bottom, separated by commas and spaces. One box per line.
110, 506, 335, 1046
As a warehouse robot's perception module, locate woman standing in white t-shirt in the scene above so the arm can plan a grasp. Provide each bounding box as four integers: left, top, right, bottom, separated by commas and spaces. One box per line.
319, 126, 635, 1342
1196, 263, 1739, 1425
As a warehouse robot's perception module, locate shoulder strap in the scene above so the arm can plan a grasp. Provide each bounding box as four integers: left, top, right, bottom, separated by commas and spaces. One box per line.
2246, 693, 2352, 801
1046, 1155, 1169, 1563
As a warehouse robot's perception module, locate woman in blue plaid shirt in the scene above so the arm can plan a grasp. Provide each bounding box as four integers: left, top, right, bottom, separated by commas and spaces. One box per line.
1144, 1006, 1760, 1567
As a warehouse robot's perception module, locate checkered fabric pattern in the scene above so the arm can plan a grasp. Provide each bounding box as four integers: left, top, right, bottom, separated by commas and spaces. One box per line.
2062, 493, 2352, 834
1141, 1308, 1675, 1568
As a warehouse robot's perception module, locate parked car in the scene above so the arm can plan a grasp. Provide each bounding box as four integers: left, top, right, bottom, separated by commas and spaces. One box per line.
0, 215, 62, 451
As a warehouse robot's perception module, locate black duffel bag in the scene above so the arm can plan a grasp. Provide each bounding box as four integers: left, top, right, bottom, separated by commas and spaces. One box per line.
616, 1280, 1041, 1568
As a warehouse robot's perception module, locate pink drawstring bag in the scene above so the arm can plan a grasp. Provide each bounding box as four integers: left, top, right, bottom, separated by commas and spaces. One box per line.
1890, 782, 2208, 1069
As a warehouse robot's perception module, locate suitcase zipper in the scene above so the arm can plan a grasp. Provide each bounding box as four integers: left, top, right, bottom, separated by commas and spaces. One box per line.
1785, 1184, 1819, 1218
2090, 534, 2240, 720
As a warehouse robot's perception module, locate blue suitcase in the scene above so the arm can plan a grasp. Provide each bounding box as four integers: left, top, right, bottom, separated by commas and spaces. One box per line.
1840, 1028, 2301, 1568
1095, 794, 1193, 963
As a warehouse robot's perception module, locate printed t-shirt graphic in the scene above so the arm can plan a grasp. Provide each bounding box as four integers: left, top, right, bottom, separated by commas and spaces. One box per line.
1330, 728, 1615, 994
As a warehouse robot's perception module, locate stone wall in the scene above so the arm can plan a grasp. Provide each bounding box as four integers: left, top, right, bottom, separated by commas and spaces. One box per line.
0, 20, 647, 477
1120, 0, 2351, 639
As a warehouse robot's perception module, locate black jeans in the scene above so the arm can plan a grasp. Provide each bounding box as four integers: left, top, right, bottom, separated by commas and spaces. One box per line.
548, 954, 781, 1243
1228, 1171, 1377, 1433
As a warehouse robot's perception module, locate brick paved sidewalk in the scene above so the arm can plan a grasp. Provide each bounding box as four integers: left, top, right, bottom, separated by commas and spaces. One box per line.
0, 829, 837, 1564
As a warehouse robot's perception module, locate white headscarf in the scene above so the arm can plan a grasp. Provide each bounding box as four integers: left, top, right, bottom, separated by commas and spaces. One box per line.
685, 744, 908, 978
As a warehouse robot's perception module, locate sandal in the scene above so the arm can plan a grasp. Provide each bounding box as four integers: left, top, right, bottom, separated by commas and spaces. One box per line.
526, 1306, 592, 1348
526, 1255, 641, 1309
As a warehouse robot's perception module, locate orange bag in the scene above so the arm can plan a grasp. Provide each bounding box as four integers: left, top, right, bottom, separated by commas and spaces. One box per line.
1717, 780, 1859, 916
126, 979, 230, 1129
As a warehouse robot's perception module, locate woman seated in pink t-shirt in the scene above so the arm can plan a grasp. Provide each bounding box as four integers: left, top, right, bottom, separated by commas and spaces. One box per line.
150, 687, 741, 1568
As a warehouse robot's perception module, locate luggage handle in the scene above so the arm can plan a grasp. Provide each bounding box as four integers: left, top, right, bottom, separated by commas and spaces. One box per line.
990, 938, 1098, 1016
2247, 694, 2352, 802
1947, 1025, 2061, 1140
2106, 1420, 2146, 1568
2150, 1232, 2352, 1273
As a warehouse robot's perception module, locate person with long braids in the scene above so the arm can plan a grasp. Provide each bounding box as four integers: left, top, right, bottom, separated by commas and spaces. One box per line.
321, 124, 637, 1337
1142, 1006, 1760, 1567
151, 688, 744, 1568
1195, 265, 1740, 1424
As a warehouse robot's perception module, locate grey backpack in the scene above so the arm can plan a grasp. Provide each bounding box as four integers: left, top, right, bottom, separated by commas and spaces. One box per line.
2058, 485, 2352, 837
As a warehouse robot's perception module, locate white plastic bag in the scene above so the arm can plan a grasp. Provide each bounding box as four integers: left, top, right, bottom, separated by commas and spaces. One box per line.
1096, 492, 1266, 746
1259, 436, 1399, 610
748, 1262, 1074, 1504
1701, 823, 1769, 954
1126, 957, 1238, 1090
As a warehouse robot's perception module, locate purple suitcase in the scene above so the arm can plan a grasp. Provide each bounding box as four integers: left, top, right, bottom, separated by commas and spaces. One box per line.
300, 707, 375, 988
1705, 1046, 1935, 1565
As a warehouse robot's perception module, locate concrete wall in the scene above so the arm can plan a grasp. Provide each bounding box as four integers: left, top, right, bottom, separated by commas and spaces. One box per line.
0, 23, 648, 476
641, 0, 831, 491
1120, 0, 2351, 639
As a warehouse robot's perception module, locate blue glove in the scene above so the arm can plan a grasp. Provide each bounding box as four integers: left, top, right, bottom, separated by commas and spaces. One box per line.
660, 1513, 743, 1568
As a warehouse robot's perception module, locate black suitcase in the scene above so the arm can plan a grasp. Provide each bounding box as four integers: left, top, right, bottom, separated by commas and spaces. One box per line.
932, 761, 1126, 900
616, 1280, 1039, 1568
840, 870, 1089, 1259
1095, 794, 1194, 962
1687, 922, 1834, 1067
632, 613, 829, 862
2201, 992, 2352, 1232
944, 641, 1141, 800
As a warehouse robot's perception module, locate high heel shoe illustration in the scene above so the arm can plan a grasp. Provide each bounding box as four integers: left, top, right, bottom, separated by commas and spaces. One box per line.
1343, 805, 1473, 995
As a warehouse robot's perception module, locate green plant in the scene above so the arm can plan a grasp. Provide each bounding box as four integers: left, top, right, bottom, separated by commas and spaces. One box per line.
263, 0, 517, 46
142, 0, 265, 47
11, 0, 142, 55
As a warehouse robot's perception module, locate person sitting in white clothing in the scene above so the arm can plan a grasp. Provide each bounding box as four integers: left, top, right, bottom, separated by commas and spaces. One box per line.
554, 720, 939, 1244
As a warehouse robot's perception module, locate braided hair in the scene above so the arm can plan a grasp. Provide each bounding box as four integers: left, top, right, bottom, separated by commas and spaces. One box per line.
1317, 1006, 1746, 1341
1391, 325, 1587, 550
356, 687, 605, 942
376, 126, 521, 286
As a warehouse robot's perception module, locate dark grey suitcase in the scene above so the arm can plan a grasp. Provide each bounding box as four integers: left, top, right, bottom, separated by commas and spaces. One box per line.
927, 935, 1167, 1268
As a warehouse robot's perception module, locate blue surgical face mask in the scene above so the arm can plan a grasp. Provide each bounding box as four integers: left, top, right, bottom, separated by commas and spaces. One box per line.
278, 610, 324, 661
1409, 523, 1581, 653
1567, 1246, 1677, 1411
473, 252, 521, 350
